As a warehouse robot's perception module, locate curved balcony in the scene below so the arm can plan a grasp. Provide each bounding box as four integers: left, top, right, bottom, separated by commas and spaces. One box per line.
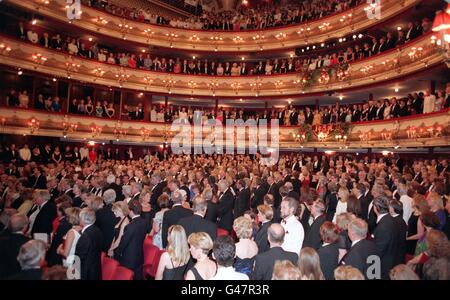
0, 33, 444, 98
0, 107, 448, 150
8, 0, 422, 52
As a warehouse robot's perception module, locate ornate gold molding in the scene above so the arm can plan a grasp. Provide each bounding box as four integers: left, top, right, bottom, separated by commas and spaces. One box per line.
0, 107, 448, 149
7, 0, 421, 52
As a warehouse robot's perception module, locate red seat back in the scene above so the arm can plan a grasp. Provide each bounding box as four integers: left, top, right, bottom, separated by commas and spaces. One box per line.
143, 237, 159, 265
217, 228, 229, 237
102, 257, 120, 280
111, 266, 134, 280
149, 250, 165, 278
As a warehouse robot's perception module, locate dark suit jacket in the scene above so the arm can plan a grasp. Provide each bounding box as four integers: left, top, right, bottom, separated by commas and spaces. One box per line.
205, 202, 219, 224
340, 239, 377, 278
28, 174, 47, 189
325, 193, 338, 222
7, 268, 42, 280
114, 216, 147, 279
255, 221, 271, 254
150, 181, 166, 210
75, 225, 104, 280
95, 205, 119, 252
31, 201, 57, 236
317, 243, 340, 280
373, 214, 399, 279
358, 195, 370, 221
251, 186, 266, 209
234, 188, 250, 218
179, 214, 217, 241
46, 217, 71, 266
303, 215, 326, 250
217, 189, 235, 232
162, 205, 192, 248
253, 246, 298, 280
392, 214, 407, 267
0, 233, 30, 279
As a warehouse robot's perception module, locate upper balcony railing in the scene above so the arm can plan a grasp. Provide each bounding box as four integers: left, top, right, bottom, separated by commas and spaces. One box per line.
0, 32, 444, 97
6, 0, 422, 52
0, 106, 448, 150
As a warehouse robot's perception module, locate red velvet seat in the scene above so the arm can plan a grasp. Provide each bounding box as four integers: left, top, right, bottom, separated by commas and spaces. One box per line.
111, 266, 134, 280
143, 237, 160, 278
217, 228, 229, 237
102, 256, 120, 280
149, 249, 165, 278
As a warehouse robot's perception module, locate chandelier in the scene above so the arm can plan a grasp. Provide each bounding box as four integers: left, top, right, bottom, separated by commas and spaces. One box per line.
230, 82, 241, 95
91, 125, 102, 138
141, 128, 151, 141
93, 67, 106, 81
62, 117, 78, 137
0, 43, 12, 55
163, 77, 175, 93
115, 67, 130, 87
144, 29, 155, 42
28, 118, 40, 134
118, 20, 134, 39
143, 76, 153, 90
114, 121, 127, 141
31, 53, 47, 68
317, 131, 328, 141
189, 34, 200, 42
207, 79, 219, 96
95, 16, 108, 25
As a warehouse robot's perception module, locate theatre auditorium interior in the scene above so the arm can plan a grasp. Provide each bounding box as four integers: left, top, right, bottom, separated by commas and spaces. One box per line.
0, 0, 449, 282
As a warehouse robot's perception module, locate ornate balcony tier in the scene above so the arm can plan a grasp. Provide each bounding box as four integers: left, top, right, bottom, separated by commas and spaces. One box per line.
6, 0, 422, 52
0, 107, 448, 150
0, 33, 444, 98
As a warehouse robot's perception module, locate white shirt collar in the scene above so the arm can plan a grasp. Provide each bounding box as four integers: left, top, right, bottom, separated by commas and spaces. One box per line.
39, 200, 48, 209
351, 239, 362, 247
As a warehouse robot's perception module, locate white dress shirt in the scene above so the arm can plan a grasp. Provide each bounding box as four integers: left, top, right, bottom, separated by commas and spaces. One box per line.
209, 267, 249, 280
332, 200, 348, 223
281, 215, 304, 255
400, 195, 413, 224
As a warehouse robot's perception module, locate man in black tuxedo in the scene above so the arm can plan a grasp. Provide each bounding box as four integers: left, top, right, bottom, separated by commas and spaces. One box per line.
0, 214, 30, 279
233, 179, 250, 218
28, 167, 47, 189
250, 177, 266, 209
325, 183, 339, 222
389, 199, 407, 267
179, 196, 217, 241
46, 202, 72, 266
373, 195, 401, 280
104, 175, 123, 201
304, 107, 314, 125
28, 190, 57, 238
253, 223, 298, 280
368, 102, 378, 121
150, 174, 166, 210
255, 205, 273, 254
95, 189, 119, 252
114, 199, 147, 280
161, 190, 192, 248
276, 110, 285, 125
340, 218, 377, 278
302, 200, 326, 250
289, 108, 299, 125
75, 208, 104, 280
6, 144, 19, 164
8, 240, 46, 280
217, 180, 235, 233
352, 183, 369, 220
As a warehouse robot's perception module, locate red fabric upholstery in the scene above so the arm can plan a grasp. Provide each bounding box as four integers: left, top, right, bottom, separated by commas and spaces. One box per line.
111, 266, 134, 280
143, 237, 160, 278
217, 228, 229, 237
149, 250, 165, 278
102, 257, 120, 280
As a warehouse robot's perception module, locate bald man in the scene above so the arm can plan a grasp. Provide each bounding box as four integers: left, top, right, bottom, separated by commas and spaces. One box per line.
252, 223, 298, 280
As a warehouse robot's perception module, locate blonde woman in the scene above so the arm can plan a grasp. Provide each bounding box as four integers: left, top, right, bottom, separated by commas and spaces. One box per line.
333, 187, 349, 223
233, 216, 258, 277
57, 207, 81, 267
298, 247, 324, 280
108, 201, 129, 257
185, 232, 217, 280
156, 225, 190, 280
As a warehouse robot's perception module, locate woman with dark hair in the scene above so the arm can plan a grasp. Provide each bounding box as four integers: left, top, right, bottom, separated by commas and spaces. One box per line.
347, 194, 362, 218
317, 221, 340, 280
298, 247, 325, 280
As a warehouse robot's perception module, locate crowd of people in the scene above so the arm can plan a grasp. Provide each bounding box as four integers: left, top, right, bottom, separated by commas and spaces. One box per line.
0, 139, 449, 280
12, 15, 431, 78
5, 85, 450, 126
83, 0, 364, 31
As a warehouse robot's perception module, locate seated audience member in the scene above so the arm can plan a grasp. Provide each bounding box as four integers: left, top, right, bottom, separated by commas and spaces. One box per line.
8, 239, 46, 280
253, 223, 298, 280
334, 265, 365, 280
272, 260, 301, 280
185, 232, 217, 280
156, 225, 191, 280
210, 236, 249, 280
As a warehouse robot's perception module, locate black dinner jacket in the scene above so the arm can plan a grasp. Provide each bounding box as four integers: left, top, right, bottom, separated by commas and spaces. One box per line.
75, 224, 104, 280
255, 221, 271, 254
340, 239, 377, 278
31, 201, 57, 236
302, 214, 326, 250
161, 205, 193, 248
373, 214, 400, 279
0, 233, 31, 279
317, 242, 340, 280
252, 246, 298, 280
95, 204, 119, 252
46, 217, 71, 266
234, 187, 250, 218
179, 214, 217, 241
217, 189, 235, 232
